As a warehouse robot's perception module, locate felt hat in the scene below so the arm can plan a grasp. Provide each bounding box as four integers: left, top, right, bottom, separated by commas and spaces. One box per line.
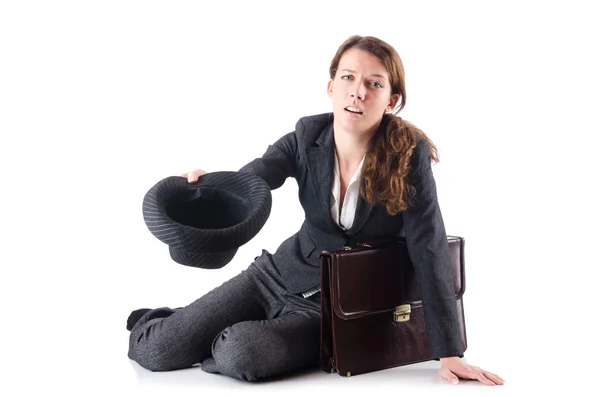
142, 171, 272, 269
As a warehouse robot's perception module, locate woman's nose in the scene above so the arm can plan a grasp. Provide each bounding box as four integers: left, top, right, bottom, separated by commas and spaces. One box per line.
350, 82, 366, 100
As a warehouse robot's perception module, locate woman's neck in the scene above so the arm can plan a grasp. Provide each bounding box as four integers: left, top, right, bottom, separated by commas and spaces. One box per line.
333, 126, 373, 172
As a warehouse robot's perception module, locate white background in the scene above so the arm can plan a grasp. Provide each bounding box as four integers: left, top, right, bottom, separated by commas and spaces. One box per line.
1, 0, 598, 395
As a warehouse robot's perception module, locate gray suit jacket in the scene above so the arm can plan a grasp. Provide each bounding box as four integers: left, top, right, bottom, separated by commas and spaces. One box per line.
239, 112, 464, 359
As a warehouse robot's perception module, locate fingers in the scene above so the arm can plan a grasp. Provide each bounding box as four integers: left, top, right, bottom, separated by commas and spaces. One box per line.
439, 367, 459, 385
181, 169, 207, 183
471, 366, 504, 385
469, 368, 505, 386
475, 371, 496, 386
483, 370, 505, 385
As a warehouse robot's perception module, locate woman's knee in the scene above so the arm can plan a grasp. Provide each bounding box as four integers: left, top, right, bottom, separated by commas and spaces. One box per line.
211, 323, 286, 382
128, 322, 189, 371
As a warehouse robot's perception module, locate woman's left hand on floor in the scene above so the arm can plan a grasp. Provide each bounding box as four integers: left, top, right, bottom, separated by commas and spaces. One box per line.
439, 356, 505, 386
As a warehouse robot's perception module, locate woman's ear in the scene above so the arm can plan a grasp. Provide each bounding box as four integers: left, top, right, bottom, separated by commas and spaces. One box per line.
387, 94, 400, 111
327, 80, 334, 98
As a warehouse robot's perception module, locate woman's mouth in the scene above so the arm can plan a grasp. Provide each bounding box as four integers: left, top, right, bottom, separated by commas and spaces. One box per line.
344, 106, 363, 116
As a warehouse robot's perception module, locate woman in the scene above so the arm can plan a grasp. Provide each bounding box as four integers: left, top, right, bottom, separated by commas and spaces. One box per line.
127, 35, 504, 386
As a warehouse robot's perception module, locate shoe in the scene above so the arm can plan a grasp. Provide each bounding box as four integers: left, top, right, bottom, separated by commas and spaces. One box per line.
126, 308, 152, 331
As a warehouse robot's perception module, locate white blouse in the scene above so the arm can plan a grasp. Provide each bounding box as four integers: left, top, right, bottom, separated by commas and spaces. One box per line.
330, 151, 366, 230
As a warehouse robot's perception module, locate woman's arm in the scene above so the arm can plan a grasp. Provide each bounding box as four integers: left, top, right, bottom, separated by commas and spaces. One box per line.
402, 139, 464, 358
238, 130, 299, 190
403, 140, 504, 386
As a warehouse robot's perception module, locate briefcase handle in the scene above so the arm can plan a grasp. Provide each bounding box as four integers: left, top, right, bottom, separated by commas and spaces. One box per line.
351, 235, 462, 251
354, 237, 401, 249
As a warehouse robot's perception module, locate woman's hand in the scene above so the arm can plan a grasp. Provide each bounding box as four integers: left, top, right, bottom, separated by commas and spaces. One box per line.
439, 357, 504, 386
181, 169, 207, 183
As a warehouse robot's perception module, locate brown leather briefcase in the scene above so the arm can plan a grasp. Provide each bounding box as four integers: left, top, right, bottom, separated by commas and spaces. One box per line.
319, 235, 467, 377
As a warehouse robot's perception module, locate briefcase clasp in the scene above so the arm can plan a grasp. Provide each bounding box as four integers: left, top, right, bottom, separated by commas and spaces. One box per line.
393, 304, 411, 322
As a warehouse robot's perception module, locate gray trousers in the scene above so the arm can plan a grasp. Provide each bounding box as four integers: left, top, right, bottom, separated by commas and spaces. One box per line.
128, 250, 321, 382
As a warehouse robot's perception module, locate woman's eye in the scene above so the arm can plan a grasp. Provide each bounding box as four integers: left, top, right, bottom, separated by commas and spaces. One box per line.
370, 81, 383, 88
341, 75, 352, 80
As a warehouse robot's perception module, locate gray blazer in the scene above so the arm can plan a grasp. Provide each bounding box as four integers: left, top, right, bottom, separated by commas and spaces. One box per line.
239, 112, 464, 359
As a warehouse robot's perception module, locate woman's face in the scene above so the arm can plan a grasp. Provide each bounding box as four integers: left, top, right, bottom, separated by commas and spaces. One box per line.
328, 47, 399, 137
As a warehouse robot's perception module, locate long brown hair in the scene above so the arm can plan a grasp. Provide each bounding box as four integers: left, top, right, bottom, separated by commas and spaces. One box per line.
329, 35, 440, 215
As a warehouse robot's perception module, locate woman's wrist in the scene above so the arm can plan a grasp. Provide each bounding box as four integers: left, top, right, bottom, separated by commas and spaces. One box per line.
439, 356, 460, 363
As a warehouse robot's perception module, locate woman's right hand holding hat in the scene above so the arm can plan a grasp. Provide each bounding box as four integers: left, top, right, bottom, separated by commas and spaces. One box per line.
181, 169, 207, 183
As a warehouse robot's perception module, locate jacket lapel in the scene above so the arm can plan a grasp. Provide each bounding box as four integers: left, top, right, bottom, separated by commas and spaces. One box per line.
305, 123, 340, 231
345, 179, 374, 235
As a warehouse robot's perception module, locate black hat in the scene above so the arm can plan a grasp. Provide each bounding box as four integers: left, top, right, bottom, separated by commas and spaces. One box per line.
142, 171, 272, 269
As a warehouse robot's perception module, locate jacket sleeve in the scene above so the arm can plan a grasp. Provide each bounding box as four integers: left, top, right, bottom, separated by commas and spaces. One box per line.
237, 130, 298, 190
402, 139, 465, 359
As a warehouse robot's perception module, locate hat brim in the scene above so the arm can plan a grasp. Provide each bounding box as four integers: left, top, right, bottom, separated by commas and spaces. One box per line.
169, 246, 237, 270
